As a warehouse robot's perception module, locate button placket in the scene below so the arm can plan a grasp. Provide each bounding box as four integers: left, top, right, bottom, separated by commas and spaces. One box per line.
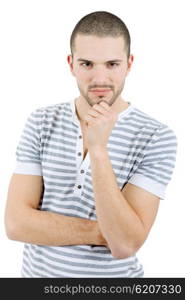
74, 154, 90, 196
76, 128, 83, 168
74, 127, 90, 196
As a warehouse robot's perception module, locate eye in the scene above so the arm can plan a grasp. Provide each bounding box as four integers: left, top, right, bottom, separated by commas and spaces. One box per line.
107, 62, 119, 68
80, 61, 93, 68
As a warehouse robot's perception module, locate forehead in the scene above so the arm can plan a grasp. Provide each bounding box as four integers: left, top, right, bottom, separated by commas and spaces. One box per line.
73, 35, 126, 61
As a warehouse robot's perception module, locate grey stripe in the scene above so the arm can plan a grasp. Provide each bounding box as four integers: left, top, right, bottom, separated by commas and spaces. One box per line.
145, 143, 177, 151
43, 143, 76, 154
42, 165, 76, 173
17, 158, 40, 164
43, 136, 76, 147
43, 196, 94, 210
42, 155, 76, 165
42, 131, 77, 140
43, 171, 76, 179
16, 145, 38, 155
143, 150, 176, 159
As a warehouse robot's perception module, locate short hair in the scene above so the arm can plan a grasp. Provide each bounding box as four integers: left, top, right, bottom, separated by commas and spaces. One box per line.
70, 11, 131, 58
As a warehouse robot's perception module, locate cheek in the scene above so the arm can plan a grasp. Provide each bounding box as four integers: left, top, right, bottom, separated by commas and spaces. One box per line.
113, 71, 126, 85
76, 71, 91, 84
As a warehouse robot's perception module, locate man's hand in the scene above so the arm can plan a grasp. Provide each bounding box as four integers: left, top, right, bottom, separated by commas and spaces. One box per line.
84, 101, 117, 150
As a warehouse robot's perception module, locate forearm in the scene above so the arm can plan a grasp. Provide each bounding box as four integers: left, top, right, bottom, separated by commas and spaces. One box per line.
89, 148, 145, 257
6, 208, 107, 247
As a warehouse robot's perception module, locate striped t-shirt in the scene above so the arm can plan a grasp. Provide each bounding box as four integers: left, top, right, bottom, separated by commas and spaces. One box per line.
14, 99, 177, 277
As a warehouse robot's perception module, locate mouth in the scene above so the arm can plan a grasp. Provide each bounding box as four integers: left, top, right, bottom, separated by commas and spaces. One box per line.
89, 89, 112, 95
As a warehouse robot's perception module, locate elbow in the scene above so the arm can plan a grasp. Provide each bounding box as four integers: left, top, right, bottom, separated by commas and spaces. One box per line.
110, 243, 141, 259
107, 233, 146, 259
4, 215, 21, 241
111, 247, 134, 259
5, 221, 16, 240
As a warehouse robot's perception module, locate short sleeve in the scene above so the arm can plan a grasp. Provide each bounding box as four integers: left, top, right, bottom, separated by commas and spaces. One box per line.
128, 125, 177, 199
14, 109, 43, 176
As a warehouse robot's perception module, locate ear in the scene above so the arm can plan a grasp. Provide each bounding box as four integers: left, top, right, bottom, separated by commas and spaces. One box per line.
67, 55, 75, 76
126, 54, 134, 76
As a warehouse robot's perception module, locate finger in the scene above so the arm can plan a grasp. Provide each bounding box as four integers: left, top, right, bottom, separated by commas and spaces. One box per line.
98, 101, 117, 121
99, 101, 111, 111
87, 109, 100, 118
92, 104, 109, 115
84, 115, 95, 123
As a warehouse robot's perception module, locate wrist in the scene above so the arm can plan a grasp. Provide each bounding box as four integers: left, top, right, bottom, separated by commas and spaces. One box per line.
88, 146, 108, 158
94, 221, 108, 247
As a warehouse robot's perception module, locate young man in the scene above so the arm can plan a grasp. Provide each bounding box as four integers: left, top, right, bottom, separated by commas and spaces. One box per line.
5, 11, 177, 277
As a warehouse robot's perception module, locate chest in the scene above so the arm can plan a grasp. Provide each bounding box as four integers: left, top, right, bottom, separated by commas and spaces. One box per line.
80, 125, 88, 160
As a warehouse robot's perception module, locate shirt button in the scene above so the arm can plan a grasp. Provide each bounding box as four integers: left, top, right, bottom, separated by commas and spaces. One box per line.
77, 185, 82, 189
78, 152, 82, 156
79, 135, 82, 139
80, 169, 85, 174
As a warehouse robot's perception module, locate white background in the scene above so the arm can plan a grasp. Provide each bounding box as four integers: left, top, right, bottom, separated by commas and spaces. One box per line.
0, 0, 185, 277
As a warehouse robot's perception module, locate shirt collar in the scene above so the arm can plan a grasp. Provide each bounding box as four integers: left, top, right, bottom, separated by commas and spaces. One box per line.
69, 98, 133, 125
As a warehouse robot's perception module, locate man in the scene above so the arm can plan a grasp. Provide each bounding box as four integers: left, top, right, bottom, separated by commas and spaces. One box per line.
5, 11, 177, 277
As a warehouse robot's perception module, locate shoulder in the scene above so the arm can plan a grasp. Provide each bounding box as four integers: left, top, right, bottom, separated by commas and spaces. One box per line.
131, 106, 166, 127
25, 101, 73, 135
28, 101, 73, 124
129, 106, 177, 143
31, 101, 71, 117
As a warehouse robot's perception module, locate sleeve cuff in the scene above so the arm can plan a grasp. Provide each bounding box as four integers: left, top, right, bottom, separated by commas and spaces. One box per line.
128, 173, 166, 199
14, 161, 42, 176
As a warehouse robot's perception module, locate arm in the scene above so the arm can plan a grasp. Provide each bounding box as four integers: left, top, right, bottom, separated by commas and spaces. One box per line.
89, 148, 160, 259
84, 101, 160, 259
4, 174, 107, 247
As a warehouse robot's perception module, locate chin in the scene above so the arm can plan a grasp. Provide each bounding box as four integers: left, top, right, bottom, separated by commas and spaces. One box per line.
94, 96, 111, 103
97, 99, 111, 106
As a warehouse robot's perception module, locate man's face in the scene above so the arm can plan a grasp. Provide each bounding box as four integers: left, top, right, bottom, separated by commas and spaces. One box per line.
68, 35, 133, 107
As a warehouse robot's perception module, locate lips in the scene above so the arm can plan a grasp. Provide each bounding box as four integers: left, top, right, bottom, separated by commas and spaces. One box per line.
90, 89, 110, 92
89, 89, 111, 95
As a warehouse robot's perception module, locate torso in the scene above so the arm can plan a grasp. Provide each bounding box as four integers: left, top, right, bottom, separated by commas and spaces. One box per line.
83, 146, 88, 160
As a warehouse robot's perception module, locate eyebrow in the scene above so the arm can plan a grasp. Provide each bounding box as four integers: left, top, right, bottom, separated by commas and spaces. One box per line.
77, 58, 123, 63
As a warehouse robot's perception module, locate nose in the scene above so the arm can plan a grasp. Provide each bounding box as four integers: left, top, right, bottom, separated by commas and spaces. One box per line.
91, 65, 109, 85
